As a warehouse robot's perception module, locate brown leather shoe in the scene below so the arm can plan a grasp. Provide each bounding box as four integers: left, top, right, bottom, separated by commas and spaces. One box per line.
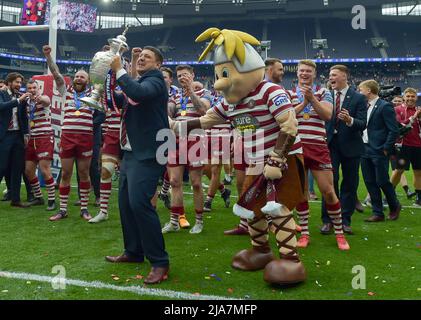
320, 223, 333, 235
388, 204, 401, 221
105, 254, 144, 263
144, 266, 169, 284
11, 201, 30, 208
364, 215, 385, 222
343, 225, 354, 235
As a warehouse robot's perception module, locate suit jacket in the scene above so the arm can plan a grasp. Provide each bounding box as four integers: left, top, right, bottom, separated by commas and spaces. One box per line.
326, 87, 367, 158
363, 98, 399, 158
0, 89, 29, 141
117, 69, 169, 162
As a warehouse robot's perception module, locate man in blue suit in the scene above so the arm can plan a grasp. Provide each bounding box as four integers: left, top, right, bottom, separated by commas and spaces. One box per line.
358, 80, 401, 222
321, 65, 367, 234
0, 72, 31, 208
105, 46, 170, 285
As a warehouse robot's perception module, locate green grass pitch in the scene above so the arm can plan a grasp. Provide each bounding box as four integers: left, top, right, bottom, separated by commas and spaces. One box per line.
0, 170, 420, 300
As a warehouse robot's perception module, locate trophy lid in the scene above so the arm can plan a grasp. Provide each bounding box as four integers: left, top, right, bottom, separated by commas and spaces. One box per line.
108, 26, 129, 52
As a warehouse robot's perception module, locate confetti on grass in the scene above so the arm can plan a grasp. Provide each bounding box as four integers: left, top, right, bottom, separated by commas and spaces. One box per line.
368, 292, 375, 296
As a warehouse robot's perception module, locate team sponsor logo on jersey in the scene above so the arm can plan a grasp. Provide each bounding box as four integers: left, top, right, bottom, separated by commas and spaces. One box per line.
232, 114, 260, 132
273, 94, 290, 106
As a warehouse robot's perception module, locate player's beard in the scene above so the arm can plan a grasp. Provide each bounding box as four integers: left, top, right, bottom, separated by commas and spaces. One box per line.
73, 81, 87, 93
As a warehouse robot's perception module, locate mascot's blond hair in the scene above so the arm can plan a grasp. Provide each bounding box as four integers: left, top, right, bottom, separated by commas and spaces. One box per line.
195, 28, 260, 64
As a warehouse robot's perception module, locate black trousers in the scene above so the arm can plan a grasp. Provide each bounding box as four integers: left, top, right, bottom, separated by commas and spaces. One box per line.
0, 131, 25, 202
119, 151, 168, 267
322, 137, 361, 226
361, 148, 399, 217
1, 162, 32, 198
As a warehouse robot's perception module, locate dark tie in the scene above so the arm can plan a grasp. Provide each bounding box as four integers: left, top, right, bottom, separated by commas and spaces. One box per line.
335, 91, 341, 128
120, 107, 128, 147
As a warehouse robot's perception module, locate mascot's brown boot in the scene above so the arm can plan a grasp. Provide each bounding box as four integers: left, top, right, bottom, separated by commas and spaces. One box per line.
263, 207, 306, 285
232, 216, 274, 271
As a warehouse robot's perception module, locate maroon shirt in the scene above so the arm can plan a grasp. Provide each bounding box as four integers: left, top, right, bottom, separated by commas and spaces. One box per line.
395, 104, 421, 147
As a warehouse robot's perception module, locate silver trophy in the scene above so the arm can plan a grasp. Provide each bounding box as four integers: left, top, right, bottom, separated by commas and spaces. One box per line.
80, 26, 129, 112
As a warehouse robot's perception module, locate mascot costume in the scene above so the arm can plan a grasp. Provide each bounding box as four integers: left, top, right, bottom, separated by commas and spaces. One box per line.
173, 28, 307, 285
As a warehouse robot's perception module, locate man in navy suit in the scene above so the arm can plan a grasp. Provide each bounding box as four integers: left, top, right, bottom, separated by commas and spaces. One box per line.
321, 65, 367, 234
358, 80, 401, 222
0, 72, 31, 208
105, 46, 170, 285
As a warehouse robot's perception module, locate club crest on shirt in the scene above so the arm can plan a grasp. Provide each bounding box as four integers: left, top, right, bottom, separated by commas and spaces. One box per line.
247, 99, 256, 109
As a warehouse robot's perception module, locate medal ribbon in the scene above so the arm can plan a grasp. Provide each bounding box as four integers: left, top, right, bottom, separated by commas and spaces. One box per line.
74, 91, 86, 111
29, 99, 36, 121
295, 85, 317, 115
180, 92, 189, 115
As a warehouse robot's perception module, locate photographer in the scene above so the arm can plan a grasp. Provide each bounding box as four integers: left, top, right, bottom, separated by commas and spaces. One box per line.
391, 88, 421, 206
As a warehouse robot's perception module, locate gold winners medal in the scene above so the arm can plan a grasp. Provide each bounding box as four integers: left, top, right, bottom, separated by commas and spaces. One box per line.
303, 113, 310, 120
181, 110, 187, 116
75, 110, 81, 116
30, 121, 35, 128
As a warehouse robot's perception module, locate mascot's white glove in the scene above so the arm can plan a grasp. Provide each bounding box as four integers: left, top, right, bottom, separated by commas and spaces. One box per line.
263, 151, 288, 180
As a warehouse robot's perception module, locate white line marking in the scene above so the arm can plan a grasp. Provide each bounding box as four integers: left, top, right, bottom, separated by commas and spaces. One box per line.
0, 270, 240, 300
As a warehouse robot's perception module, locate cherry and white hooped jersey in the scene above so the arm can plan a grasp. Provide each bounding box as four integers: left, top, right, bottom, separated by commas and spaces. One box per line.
292, 85, 333, 146
103, 109, 121, 134
62, 85, 93, 135
170, 88, 213, 121
211, 81, 302, 163
27, 97, 53, 137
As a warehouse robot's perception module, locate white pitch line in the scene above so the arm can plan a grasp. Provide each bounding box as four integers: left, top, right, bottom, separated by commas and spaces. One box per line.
0, 270, 239, 300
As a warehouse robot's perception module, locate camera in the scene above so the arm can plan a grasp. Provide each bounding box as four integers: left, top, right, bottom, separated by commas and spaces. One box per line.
379, 85, 402, 102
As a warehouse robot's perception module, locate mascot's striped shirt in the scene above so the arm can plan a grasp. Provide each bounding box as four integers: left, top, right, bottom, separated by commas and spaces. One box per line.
211, 81, 303, 163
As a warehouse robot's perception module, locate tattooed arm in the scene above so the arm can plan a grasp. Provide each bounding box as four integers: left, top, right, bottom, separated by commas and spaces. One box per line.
42, 45, 66, 96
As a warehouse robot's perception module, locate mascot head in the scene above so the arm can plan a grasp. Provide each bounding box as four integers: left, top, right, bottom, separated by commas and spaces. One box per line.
195, 28, 265, 104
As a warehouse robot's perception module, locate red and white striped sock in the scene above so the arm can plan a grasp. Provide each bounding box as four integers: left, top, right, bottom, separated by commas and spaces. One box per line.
161, 170, 171, 196
79, 181, 91, 211
29, 177, 43, 199
218, 183, 225, 194
195, 209, 203, 225
59, 185, 71, 212
296, 201, 310, 236
170, 206, 184, 227
100, 181, 112, 215
327, 201, 343, 235
45, 177, 56, 201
